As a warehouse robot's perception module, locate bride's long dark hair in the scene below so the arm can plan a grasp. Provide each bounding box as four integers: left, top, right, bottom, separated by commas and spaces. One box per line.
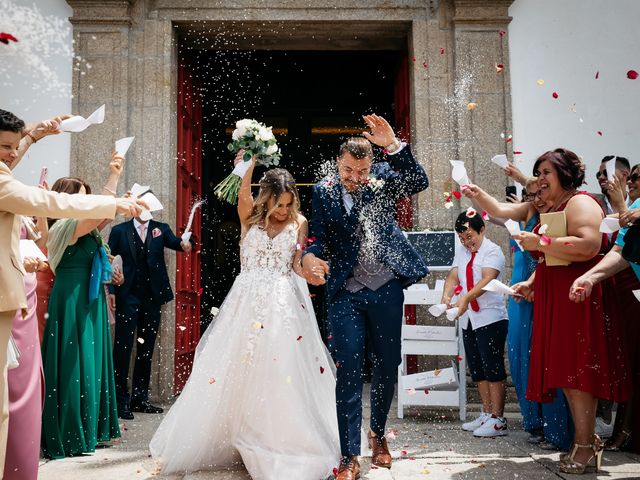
246, 168, 301, 230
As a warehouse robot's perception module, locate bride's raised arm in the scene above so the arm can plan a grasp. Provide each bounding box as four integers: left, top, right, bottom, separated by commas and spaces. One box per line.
237, 150, 257, 230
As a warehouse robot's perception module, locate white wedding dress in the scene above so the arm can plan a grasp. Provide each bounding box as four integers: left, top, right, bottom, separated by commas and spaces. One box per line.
150, 223, 340, 479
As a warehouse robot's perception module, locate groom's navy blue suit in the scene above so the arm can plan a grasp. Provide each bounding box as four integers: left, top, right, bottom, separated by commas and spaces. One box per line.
306, 145, 429, 457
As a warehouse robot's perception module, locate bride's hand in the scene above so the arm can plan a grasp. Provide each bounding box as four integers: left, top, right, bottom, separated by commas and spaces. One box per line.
302, 254, 329, 286
234, 149, 256, 167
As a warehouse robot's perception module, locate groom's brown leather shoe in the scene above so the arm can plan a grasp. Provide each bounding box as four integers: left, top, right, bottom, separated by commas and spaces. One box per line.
336, 456, 360, 480
368, 430, 392, 468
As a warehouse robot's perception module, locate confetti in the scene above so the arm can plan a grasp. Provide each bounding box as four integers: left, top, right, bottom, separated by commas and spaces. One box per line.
424, 390, 430, 395
0, 32, 18, 44
412, 56, 416, 62
482, 211, 490, 221
513, 151, 523, 155
466, 102, 478, 110
595, 71, 600, 79
495, 63, 504, 74
252, 321, 262, 330
597, 131, 603, 136
210, 307, 219, 316
452, 191, 462, 200
454, 285, 463, 295
627, 70, 639, 80
208, 377, 216, 384
401, 450, 408, 456
439, 47, 445, 54
466, 207, 477, 218
540, 235, 552, 246
178, 326, 186, 331
137, 337, 144, 344
552, 92, 559, 99
320, 366, 325, 374
296, 335, 303, 341
422, 61, 429, 68
499, 30, 506, 37
197, 287, 203, 295
444, 201, 454, 209
536, 79, 545, 86
456, 355, 463, 361
326, 334, 333, 340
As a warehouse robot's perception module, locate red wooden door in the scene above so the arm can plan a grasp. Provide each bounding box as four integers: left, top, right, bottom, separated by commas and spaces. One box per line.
394, 53, 418, 374
174, 53, 203, 394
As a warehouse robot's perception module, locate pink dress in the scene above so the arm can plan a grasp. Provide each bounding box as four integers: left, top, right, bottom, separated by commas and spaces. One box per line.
4, 224, 44, 480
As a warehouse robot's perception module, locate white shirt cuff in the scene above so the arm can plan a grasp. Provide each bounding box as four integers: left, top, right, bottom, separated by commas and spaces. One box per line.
387, 141, 407, 155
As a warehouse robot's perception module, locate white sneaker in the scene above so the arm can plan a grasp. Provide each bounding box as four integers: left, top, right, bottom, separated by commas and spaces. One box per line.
595, 417, 614, 439
462, 412, 490, 432
473, 415, 508, 437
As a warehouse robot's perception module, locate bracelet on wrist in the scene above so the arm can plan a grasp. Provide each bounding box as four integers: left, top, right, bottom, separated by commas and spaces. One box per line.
384, 138, 400, 152
26, 132, 38, 144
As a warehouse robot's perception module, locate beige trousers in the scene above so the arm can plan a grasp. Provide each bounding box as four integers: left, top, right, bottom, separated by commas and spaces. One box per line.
0, 310, 15, 476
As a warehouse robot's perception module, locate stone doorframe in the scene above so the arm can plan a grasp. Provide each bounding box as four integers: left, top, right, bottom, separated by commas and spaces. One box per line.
65, 0, 513, 402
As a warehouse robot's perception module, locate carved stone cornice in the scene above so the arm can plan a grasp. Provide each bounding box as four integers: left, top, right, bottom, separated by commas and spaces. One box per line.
66, 0, 134, 26
452, 0, 514, 26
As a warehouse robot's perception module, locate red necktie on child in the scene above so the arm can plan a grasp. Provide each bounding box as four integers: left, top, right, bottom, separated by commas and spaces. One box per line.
466, 252, 480, 312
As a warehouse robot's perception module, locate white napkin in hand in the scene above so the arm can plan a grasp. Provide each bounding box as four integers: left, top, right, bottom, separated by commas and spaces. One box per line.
504, 219, 524, 251
491, 154, 509, 169
599, 216, 621, 234
446, 307, 459, 322
450, 160, 470, 186
59, 104, 105, 133
115, 136, 135, 157
131, 183, 163, 221
428, 304, 448, 317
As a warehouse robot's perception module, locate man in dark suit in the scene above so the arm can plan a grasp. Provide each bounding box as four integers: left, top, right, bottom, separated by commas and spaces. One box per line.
108, 218, 192, 419
302, 114, 429, 480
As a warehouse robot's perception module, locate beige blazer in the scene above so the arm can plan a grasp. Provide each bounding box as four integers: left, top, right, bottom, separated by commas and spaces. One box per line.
0, 162, 117, 314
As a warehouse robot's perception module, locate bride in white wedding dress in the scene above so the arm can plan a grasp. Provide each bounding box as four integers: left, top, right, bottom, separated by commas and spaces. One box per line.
150, 156, 340, 479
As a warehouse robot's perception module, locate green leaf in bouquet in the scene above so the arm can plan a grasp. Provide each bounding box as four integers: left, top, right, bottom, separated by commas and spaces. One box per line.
243, 151, 253, 162
227, 142, 235, 152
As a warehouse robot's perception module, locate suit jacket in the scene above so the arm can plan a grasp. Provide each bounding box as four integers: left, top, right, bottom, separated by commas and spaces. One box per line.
305, 145, 430, 301
107, 220, 184, 305
0, 162, 116, 313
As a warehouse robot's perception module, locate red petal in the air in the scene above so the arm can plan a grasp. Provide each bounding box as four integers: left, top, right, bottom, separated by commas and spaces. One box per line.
552, 92, 559, 99
499, 30, 506, 37
595, 71, 600, 79
452, 191, 462, 199
439, 47, 445, 55
597, 131, 603, 136
513, 151, 523, 155
627, 70, 639, 80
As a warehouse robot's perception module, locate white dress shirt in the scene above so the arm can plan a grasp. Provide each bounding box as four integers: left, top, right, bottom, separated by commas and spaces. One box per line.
133, 218, 149, 242
453, 237, 508, 330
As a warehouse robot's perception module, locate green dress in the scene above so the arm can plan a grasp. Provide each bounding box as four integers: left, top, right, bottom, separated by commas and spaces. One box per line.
41, 234, 120, 459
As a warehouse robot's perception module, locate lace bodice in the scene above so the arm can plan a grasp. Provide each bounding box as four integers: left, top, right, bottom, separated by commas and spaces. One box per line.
240, 223, 297, 275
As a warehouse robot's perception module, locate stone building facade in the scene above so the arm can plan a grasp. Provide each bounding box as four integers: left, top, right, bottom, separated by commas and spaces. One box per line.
66, 0, 514, 401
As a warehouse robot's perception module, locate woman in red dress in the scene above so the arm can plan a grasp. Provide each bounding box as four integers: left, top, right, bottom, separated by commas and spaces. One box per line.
464, 148, 630, 474
512, 149, 629, 474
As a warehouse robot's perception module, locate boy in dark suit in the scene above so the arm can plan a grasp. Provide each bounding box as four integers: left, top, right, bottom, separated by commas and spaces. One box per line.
108, 218, 192, 419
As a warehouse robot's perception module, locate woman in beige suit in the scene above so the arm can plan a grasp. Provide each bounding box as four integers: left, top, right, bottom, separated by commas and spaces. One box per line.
0, 109, 145, 473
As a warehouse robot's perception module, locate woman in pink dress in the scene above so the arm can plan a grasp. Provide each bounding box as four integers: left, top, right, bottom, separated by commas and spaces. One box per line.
4, 219, 48, 480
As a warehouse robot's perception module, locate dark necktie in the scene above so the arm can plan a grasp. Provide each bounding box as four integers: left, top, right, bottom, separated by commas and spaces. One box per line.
465, 252, 480, 312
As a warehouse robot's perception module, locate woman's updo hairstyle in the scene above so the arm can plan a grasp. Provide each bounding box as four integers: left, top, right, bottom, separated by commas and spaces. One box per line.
533, 148, 585, 190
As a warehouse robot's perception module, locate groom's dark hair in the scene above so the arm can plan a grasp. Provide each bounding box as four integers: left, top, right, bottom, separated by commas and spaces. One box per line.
338, 137, 373, 160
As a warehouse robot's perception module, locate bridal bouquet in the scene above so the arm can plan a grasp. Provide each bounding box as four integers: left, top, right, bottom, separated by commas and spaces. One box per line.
213, 119, 282, 204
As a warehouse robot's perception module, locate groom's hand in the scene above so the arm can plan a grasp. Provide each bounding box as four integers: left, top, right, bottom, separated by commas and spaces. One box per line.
362, 114, 396, 148
302, 254, 329, 286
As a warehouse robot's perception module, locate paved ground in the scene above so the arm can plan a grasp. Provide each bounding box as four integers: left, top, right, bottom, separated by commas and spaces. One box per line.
39, 390, 640, 480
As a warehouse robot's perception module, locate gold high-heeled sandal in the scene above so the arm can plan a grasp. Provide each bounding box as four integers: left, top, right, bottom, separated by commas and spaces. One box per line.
559, 435, 603, 474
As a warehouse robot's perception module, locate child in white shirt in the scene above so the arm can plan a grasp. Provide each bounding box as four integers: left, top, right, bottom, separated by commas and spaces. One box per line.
442, 209, 509, 437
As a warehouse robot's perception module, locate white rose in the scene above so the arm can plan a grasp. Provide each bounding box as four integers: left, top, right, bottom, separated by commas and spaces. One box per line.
236, 119, 253, 130
257, 126, 274, 142
232, 129, 242, 140
266, 144, 279, 155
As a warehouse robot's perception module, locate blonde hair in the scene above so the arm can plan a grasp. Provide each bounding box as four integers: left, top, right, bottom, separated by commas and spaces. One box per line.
246, 168, 301, 230
524, 176, 538, 191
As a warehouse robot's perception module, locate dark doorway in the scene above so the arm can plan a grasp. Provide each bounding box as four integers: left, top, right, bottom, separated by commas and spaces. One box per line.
190, 50, 400, 333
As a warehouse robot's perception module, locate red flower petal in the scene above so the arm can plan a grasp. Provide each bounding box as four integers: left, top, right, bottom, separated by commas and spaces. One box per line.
499, 30, 506, 37
505, 135, 513, 143
444, 195, 452, 203
481, 211, 490, 221
513, 151, 523, 155
439, 47, 445, 54
552, 92, 559, 99
627, 70, 638, 80
320, 366, 325, 374
495, 63, 504, 74
423, 62, 429, 68
333, 467, 338, 477
597, 131, 603, 136
0, 33, 18, 43
456, 355, 463, 361
595, 71, 600, 79
401, 450, 408, 455
454, 285, 463, 295
452, 191, 462, 199
424, 389, 430, 395
412, 56, 416, 62
466, 207, 477, 218
197, 287, 203, 295
326, 334, 333, 340
296, 335, 303, 341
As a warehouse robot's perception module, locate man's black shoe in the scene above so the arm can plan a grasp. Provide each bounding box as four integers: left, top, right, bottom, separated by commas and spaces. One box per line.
118, 404, 134, 420
130, 401, 163, 414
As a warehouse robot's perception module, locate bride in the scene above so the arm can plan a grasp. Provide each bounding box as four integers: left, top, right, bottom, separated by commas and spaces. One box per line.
150, 153, 340, 478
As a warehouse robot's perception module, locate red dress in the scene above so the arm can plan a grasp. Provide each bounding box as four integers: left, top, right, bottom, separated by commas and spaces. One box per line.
526, 192, 630, 403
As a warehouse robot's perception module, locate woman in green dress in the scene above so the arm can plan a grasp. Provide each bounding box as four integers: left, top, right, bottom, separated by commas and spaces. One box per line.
41, 153, 125, 459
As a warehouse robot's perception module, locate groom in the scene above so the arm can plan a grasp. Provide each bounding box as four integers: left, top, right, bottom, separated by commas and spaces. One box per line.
302, 114, 429, 479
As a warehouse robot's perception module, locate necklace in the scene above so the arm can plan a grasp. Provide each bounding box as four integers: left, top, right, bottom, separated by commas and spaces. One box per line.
551, 190, 576, 212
